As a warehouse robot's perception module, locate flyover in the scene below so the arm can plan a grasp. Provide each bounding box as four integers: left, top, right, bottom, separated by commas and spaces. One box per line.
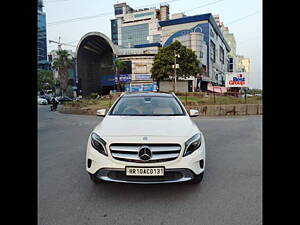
76, 32, 116, 96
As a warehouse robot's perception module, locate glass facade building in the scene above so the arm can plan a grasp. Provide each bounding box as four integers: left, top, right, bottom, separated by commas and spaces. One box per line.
37, 0, 50, 70
121, 24, 149, 47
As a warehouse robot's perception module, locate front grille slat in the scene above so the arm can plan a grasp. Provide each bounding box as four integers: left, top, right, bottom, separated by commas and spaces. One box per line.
151, 153, 179, 160
110, 144, 181, 163
150, 146, 181, 152
110, 146, 139, 152
111, 153, 139, 160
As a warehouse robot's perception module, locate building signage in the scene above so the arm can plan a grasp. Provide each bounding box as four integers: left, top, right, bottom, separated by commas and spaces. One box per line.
115, 74, 132, 83
225, 73, 248, 87
135, 74, 152, 80
127, 82, 157, 92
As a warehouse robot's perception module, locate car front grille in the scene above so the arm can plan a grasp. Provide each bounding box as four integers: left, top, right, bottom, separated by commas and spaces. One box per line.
109, 144, 181, 163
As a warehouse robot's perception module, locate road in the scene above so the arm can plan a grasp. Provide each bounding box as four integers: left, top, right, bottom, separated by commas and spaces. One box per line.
38, 105, 262, 225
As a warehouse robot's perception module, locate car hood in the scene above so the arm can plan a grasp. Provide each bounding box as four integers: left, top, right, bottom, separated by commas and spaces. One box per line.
93, 115, 199, 137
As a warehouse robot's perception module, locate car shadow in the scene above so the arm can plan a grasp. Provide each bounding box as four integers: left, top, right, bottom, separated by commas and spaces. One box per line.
87, 176, 206, 204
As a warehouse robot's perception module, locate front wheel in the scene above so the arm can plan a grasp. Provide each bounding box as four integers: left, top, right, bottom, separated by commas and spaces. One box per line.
190, 172, 204, 184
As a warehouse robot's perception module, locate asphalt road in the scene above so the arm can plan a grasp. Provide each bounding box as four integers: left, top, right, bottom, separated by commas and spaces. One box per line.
38, 105, 262, 225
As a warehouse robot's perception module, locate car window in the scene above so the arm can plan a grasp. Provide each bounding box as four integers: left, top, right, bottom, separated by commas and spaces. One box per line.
110, 96, 185, 116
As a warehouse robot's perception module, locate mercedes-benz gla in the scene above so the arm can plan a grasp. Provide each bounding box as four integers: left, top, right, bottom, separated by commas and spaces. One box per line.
86, 92, 206, 184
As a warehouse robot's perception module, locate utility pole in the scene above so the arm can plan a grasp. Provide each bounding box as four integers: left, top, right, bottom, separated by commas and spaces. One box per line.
49, 37, 76, 50
173, 50, 180, 92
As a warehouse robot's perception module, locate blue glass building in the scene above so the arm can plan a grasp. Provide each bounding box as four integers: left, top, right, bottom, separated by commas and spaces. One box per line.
38, 0, 50, 70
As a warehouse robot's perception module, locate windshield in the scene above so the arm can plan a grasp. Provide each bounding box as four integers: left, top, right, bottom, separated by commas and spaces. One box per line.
110, 96, 186, 116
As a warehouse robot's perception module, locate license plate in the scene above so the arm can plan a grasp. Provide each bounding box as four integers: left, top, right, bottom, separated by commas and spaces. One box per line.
125, 167, 165, 176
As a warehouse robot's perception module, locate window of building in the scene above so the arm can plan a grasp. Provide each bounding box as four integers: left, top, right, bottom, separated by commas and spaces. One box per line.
122, 23, 149, 46
115, 7, 123, 15
200, 51, 203, 58
152, 34, 160, 43
210, 41, 216, 62
219, 46, 224, 64
210, 29, 214, 38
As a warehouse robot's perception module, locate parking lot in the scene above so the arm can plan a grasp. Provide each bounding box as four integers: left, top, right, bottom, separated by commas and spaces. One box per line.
38, 105, 262, 225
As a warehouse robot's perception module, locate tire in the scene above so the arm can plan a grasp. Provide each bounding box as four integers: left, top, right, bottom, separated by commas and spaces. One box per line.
89, 174, 103, 184
190, 172, 204, 184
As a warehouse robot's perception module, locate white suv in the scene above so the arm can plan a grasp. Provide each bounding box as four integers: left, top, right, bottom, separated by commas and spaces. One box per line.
86, 92, 206, 184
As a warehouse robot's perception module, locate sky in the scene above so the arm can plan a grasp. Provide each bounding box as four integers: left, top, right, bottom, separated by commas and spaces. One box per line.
43, 0, 262, 89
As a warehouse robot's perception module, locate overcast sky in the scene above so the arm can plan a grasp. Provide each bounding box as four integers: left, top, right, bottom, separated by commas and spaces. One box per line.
44, 0, 262, 89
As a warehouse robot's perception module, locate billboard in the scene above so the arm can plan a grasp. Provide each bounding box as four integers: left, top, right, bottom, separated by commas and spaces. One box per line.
225, 73, 248, 87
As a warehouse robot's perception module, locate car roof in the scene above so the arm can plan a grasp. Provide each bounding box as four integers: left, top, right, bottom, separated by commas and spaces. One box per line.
122, 92, 173, 98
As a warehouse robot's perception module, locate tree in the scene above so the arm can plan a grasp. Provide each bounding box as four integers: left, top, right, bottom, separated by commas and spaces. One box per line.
151, 40, 201, 91
38, 70, 55, 93
114, 58, 126, 92
52, 50, 72, 96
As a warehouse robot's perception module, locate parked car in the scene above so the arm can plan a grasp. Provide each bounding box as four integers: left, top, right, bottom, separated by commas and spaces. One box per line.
38, 96, 48, 105
39, 95, 52, 104
56, 96, 73, 104
86, 92, 206, 184
255, 94, 262, 97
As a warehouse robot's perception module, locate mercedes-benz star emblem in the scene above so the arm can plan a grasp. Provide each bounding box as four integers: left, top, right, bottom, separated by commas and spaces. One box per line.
138, 145, 152, 161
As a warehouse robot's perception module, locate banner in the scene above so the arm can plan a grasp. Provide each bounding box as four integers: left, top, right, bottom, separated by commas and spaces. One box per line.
115, 74, 132, 83
207, 83, 227, 93
225, 73, 248, 87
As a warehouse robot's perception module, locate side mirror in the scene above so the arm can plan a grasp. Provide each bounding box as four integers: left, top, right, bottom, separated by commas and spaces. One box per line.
189, 109, 199, 117
96, 109, 106, 117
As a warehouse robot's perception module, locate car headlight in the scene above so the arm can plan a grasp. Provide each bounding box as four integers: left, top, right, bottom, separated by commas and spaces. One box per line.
90, 132, 107, 156
183, 133, 201, 157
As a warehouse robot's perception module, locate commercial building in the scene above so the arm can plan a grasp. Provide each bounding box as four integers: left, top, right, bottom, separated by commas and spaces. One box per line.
241, 58, 250, 72
76, 3, 233, 95
160, 13, 231, 91
236, 55, 250, 73
214, 15, 237, 73
37, 0, 50, 70
111, 2, 169, 47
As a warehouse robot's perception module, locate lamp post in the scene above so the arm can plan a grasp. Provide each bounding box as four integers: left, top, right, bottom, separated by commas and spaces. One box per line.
173, 50, 180, 92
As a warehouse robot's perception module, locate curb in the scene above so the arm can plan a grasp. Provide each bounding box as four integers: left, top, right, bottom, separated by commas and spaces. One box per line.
60, 104, 262, 117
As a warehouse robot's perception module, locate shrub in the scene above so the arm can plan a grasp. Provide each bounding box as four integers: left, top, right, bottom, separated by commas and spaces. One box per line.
90, 92, 98, 99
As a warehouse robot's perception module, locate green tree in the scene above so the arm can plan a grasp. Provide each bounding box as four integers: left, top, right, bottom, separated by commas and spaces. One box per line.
38, 70, 55, 92
151, 40, 201, 91
52, 50, 72, 96
114, 58, 126, 92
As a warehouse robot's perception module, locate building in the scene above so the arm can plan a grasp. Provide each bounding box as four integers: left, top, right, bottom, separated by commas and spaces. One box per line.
111, 2, 169, 47
117, 46, 159, 92
241, 58, 250, 72
37, 0, 50, 70
214, 15, 237, 73
76, 3, 235, 95
159, 13, 231, 91
236, 55, 250, 73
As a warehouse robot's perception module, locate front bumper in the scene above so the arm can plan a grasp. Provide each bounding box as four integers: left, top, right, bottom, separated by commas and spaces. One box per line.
91, 168, 196, 184
86, 134, 206, 184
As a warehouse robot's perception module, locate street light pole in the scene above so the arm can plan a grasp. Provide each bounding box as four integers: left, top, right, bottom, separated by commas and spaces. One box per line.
174, 50, 180, 93
174, 50, 176, 92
